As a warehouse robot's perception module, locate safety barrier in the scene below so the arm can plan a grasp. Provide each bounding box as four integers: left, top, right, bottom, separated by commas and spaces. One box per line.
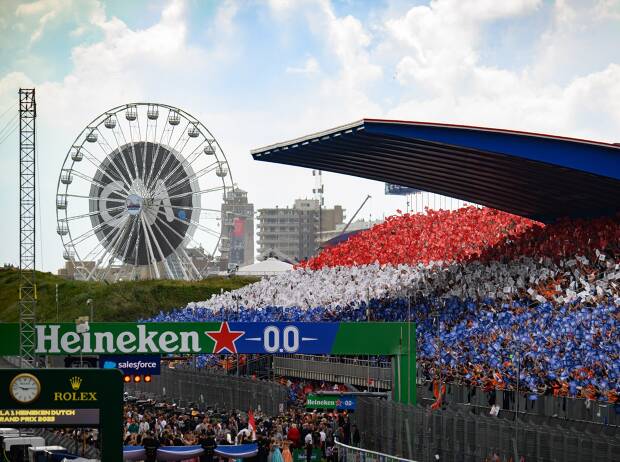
126, 367, 620, 461
271, 353, 618, 425
335, 440, 415, 462
416, 380, 620, 427
128, 366, 288, 416
353, 397, 620, 462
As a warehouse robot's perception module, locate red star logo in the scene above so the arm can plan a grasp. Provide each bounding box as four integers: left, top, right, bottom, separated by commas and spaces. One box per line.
205, 322, 244, 354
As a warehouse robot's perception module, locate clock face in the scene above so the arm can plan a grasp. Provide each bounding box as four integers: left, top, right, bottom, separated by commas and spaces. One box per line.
9, 373, 41, 404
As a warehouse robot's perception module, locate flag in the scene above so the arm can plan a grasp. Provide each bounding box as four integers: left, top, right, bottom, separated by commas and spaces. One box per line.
248, 409, 256, 440
431, 380, 446, 410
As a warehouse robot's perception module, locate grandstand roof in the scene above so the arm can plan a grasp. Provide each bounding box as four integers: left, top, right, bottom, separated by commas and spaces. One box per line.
251, 119, 620, 223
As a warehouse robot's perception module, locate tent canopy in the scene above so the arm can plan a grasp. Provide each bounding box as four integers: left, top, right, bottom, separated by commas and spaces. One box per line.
237, 258, 294, 276
251, 119, 620, 223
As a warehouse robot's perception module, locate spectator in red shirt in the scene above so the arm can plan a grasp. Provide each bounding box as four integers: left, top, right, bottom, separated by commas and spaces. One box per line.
287, 423, 301, 448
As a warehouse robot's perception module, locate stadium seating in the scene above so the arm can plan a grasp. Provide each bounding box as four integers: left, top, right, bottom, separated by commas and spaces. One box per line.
301, 207, 620, 269
300, 207, 537, 269
147, 208, 620, 402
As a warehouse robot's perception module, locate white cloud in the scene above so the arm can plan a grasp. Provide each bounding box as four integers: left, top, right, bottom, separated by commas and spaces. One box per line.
286, 57, 320, 74
377, 0, 620, 143
15, 0, 77, 44
594, 0, 620, 19
386, 0, 541, 94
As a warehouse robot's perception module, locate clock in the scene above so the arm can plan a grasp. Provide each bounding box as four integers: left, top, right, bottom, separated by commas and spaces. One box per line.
9, 373, 41, 404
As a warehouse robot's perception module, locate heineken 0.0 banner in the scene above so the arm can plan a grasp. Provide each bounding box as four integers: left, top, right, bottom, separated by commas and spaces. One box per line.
306, 394, 357, 410
0, 322, 416, 405
0, 322, 413, 356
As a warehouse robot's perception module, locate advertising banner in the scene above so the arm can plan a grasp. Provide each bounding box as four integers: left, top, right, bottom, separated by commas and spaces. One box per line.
229, 217, 246, 265
292, 449, 322, 462
99, 354, 161, 375
384, 183, 420, 195
0, 322, 416, 406
306, 394, 357, 410
28, 322, 413, 356
0, 409, 100, 426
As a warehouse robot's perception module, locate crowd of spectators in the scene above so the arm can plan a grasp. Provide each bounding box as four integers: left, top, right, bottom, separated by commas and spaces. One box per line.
146, 209, 620, 403
123, 395, 359, 462
277, 378, 349, 406
300, 207, 619, 269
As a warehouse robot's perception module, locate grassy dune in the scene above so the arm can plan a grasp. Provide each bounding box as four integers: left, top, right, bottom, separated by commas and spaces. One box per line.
0, 268, 257, 322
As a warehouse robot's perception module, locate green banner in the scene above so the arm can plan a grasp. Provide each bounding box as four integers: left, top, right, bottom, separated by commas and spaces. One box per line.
306, 394, 356, 410
0, 322, 415, 356
0, 323, 20, 355
292, 448, 322, 462
0, 322, 416, 405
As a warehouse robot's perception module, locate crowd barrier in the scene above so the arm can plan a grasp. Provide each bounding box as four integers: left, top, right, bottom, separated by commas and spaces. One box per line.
353, 397, 620, 462
128, 366, 289, 416
416, 379, 620, 427
335, 440, 415, 462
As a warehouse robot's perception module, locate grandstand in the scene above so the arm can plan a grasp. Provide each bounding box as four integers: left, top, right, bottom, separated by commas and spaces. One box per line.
151, 206, 619, 404
133, 121, 620, 459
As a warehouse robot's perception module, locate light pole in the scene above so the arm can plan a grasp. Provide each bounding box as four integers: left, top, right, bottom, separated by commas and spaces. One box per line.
514, 343, 521, 462
431, 302, 441, 407
407, 290, 412, 406
232, 295, 241, 376
86, 299, 93, 322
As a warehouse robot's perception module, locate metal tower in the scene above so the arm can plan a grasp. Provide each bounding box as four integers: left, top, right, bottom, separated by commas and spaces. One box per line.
18, 88, 37, 367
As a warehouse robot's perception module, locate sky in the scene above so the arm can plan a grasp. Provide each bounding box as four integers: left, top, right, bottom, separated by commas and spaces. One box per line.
0, 0, 619, 272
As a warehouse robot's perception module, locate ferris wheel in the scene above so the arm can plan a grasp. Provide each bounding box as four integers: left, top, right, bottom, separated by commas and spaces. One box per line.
56, 103, 234, 281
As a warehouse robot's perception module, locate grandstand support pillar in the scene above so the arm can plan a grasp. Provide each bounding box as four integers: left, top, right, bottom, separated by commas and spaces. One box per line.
392, 322, 416, 405
18, 88, 37, 368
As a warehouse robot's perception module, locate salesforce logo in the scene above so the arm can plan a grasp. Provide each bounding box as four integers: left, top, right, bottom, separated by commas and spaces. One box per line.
118, 361, 157, 369
100, 356, 159, 373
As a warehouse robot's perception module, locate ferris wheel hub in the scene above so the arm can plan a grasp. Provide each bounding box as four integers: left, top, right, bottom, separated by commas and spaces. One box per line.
125, 194, 143, 216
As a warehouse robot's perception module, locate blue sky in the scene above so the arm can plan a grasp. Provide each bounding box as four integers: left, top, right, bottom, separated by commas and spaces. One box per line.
0, 0, 619, 271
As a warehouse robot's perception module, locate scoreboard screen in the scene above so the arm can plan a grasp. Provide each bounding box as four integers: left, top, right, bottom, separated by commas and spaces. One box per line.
0, 408, 99, 426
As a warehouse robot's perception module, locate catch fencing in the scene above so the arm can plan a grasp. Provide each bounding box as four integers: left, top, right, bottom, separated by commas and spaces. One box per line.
127, 367, 620, 461
352, 397, 620, 462
416, 380, 619, 427
128, 366, 288, 416
335, 440, 415, 462
273, 354, 392, 390
271, 355, 618, 426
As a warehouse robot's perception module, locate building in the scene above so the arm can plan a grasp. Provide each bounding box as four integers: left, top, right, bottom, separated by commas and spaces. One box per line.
219, 187, 255, 268
317, 219, 380, 245
257, 199, 344, 263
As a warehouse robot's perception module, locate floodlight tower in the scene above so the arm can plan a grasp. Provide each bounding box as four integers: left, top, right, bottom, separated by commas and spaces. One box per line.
18, 88, 37, 367
312, 169, 324, 247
